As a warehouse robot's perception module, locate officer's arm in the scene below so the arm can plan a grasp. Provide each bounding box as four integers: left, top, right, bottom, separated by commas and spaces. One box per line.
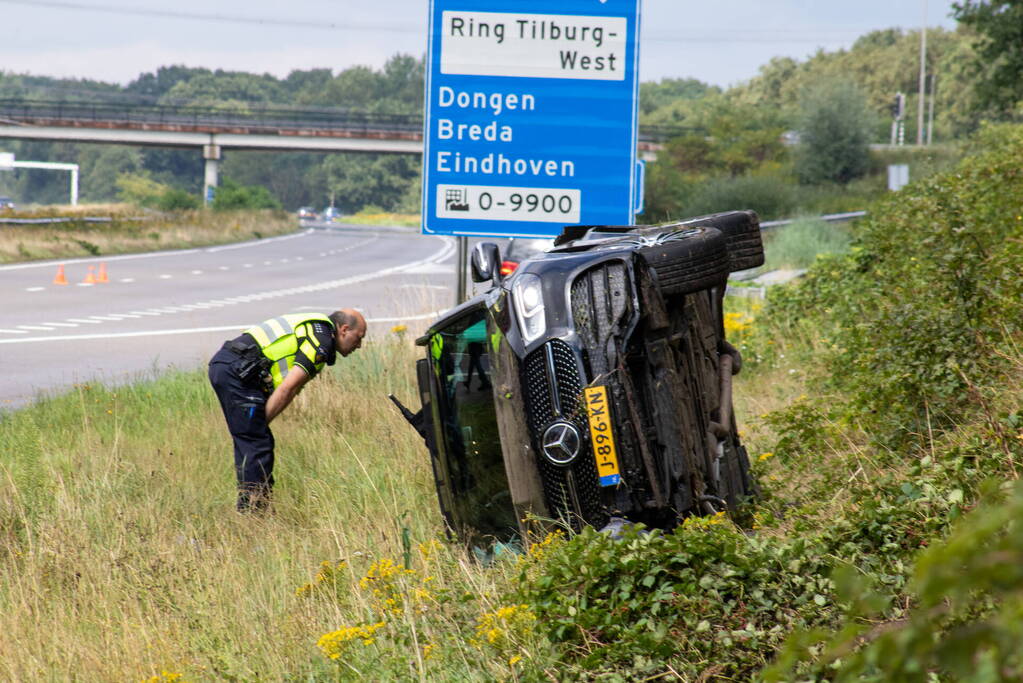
265, 367, 311, 423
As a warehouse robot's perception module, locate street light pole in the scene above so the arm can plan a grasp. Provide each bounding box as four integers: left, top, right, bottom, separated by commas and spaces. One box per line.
917, 0, 928, 145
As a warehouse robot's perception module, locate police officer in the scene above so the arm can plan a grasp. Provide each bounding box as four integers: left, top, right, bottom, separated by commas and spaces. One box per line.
208, 308, 367, 511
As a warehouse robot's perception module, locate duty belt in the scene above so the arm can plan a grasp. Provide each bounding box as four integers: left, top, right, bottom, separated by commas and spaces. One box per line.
223, 339, 272, 392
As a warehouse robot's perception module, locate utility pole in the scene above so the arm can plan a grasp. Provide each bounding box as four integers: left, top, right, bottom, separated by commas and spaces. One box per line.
927, 73, 937, 145
917, 0, 928, 145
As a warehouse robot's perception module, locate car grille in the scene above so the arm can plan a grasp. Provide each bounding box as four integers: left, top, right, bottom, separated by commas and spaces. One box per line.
522, 339, 606, 529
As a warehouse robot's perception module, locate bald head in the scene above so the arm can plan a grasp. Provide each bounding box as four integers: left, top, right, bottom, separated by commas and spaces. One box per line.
330, 308, 366, 357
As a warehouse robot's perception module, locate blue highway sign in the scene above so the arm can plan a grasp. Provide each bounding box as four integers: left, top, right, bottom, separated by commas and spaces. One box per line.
422, 0, 642, 237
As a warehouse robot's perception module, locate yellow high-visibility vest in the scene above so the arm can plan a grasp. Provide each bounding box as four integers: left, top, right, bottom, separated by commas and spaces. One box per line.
244, 313, 334, 389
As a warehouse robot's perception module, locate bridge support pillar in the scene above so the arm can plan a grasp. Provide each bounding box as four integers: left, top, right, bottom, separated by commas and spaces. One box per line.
202, 143, 221, 206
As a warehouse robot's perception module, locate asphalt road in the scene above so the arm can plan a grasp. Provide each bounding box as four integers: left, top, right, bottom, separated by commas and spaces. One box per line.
0, 224, 459, 410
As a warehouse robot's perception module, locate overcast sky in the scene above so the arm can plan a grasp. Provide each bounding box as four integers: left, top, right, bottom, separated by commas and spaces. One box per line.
0, 0, 960, 88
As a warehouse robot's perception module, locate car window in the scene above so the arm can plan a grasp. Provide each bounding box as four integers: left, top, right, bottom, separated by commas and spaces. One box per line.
429, 309, 517, 544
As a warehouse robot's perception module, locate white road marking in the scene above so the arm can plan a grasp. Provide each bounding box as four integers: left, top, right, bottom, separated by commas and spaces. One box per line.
17, 325, 55, 331
0, 329, 29, 334
219, 266, 229, 270
1, 236, 455, 342
119, 278, 135, 283
400, 284, 451, 291
76, 283, 94, 287
402, 264, 453, 275
263, 261, 272, 265
25, 286, 45, 292
43, 322, 79, 327
160, 274, 173, 279
243, 264, 253, 268
191, 270, 203, 275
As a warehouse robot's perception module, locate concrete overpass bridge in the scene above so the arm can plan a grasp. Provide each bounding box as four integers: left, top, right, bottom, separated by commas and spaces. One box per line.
0, 98, 680, 202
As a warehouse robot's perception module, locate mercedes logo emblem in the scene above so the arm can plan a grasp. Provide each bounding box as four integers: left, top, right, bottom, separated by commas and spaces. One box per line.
542, 421, 581, 465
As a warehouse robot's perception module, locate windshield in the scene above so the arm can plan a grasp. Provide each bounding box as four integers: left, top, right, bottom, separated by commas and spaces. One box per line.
430, 308, 518, 546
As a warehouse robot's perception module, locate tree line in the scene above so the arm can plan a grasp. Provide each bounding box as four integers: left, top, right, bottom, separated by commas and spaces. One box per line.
1, 9, 1020, 216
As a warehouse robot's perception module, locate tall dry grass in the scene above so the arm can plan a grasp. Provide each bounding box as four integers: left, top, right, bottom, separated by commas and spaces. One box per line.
0, 336, 533, 680
0, 205, 298, 263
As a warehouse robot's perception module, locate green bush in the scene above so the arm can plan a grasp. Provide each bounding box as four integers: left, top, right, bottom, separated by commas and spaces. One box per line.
116, 172, 200, 210
155, 187, 200, 211
684, 173, 796, 220
211, 178, 282, 211
762, 122, 1023, 441
509, 520, 837, 680
794, 79, 874, 185
768, 480, 1023, 682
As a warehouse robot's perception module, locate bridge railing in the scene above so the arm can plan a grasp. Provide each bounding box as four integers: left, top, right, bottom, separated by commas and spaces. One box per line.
0, 98, 424, 135
0, 98, 703, 142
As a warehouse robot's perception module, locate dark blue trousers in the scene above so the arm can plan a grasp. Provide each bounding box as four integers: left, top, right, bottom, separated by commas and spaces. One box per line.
208, 347, 275, 511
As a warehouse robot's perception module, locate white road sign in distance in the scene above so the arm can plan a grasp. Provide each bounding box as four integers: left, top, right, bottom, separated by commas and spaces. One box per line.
422, 0, 641, 238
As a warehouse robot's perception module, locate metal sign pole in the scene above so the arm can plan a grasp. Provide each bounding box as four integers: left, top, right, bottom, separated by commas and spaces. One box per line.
455, 235, 468, 304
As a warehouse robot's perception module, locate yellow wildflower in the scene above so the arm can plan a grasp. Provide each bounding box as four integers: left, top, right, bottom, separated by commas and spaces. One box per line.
317, 622, 386, 660
296, 560, 347, 597
473, 604, 536, 650
758, 452, 774, 462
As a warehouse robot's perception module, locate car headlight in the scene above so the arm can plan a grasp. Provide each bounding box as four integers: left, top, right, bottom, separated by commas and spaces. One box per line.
512, 273, 546, 345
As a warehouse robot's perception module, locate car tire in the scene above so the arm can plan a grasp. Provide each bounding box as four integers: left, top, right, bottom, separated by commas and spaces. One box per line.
637, 226, 729, 296
676, 210, 765, 273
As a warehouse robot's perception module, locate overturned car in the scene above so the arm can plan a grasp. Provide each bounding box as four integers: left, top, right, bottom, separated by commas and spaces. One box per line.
393, 211, 764, 549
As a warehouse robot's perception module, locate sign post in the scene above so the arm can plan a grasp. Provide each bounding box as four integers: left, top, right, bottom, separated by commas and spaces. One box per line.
423, 0, 641, 241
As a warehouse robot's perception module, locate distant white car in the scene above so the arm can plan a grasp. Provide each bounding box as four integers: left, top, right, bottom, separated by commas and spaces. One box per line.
0, 196, 15, 211
322, 206, 341, 221
297, 206, 317, 220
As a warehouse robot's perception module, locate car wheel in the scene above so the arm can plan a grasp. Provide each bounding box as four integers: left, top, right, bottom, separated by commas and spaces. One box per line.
677, 210, 765, 273
637, 226, 729, 296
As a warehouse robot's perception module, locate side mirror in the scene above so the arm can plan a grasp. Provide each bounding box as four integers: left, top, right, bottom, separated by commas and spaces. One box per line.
470, 242, 501, 283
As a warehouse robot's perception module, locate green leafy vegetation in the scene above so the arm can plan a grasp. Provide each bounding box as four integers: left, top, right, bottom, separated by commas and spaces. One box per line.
211, 177, 282, 211
794, 79, 875, 184
952, 0, 1023, 114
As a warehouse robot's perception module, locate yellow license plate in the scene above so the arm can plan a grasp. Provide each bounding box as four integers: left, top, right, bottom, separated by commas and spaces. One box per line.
584, 385, 621, 486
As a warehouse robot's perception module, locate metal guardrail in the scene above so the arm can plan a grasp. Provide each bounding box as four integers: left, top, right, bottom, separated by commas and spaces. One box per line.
0, 216, 116, 224
760, 210, 867, 230
0, 98, 701, 142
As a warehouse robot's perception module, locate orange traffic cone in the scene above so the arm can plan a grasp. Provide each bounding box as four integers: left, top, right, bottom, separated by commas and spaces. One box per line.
53, 264, 68, 285
83, 266, 96, 284
97, 263, 108, 284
